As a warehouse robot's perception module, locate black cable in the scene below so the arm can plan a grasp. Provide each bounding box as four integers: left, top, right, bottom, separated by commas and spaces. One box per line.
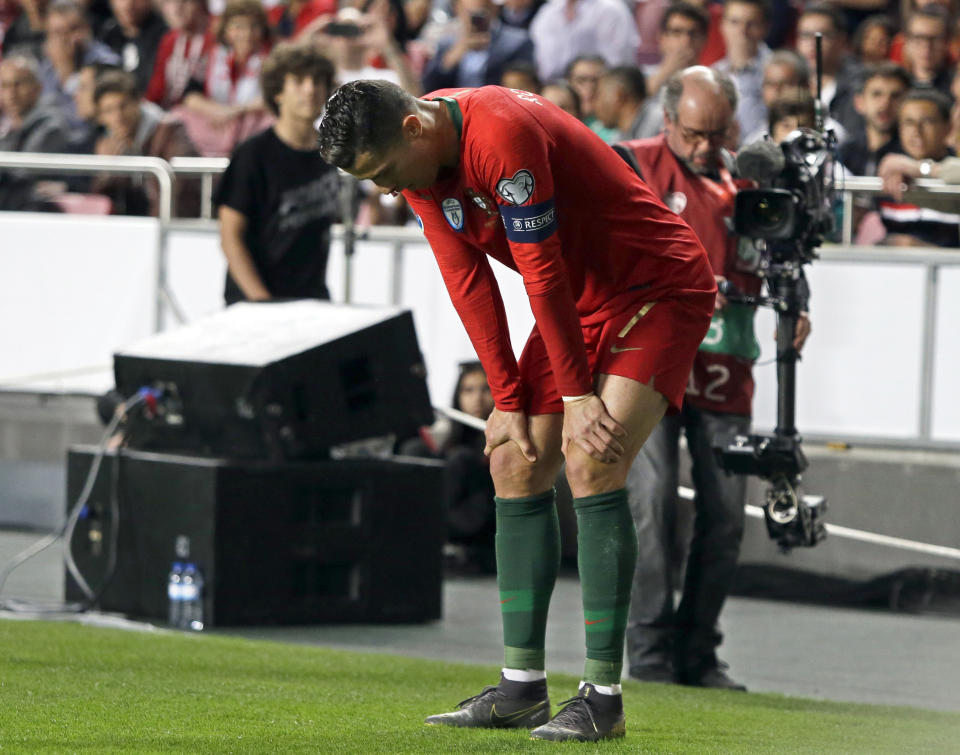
0, 390, 145, 614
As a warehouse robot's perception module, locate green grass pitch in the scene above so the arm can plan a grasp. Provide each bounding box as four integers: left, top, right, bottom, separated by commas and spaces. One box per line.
0, 619, 957, 753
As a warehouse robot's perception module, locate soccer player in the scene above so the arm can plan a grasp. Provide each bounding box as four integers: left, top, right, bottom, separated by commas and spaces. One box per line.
318, 81, 716, 742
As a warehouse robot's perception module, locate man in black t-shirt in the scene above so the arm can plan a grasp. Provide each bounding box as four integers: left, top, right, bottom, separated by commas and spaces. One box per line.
215, 43, 339, 304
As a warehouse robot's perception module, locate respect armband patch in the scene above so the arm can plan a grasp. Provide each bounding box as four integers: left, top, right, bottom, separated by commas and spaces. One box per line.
499, 198, 558, 243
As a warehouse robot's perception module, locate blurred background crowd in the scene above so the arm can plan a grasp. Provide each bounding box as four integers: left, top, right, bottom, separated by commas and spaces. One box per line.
1, 0, 959, 244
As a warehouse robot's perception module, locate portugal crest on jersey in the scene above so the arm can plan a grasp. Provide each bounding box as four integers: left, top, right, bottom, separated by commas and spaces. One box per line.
496, 170, 535, 205
442, 197, 464, 230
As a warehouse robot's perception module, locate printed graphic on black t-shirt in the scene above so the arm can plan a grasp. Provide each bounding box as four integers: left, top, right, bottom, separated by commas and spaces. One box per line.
215, 127, 340, 304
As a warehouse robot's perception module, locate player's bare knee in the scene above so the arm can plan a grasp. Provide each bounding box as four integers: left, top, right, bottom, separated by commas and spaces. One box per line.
564, 446, 628, 498
489, 445, 544, 495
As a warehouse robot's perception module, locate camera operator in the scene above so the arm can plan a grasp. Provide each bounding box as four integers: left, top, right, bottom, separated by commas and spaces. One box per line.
614, 66, 811, 690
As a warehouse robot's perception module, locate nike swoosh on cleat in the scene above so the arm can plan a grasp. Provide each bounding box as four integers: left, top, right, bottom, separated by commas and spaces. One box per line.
500, 597, 517, 604
585, 617, 610, 625
490, 700, 547, 725
610, 345, 644, 353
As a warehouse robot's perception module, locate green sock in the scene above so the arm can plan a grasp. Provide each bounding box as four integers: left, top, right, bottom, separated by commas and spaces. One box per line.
495, 490, 560, 671
574, 488, 637, 686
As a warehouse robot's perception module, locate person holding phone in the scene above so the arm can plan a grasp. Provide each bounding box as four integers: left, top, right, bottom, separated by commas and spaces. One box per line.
421, 0, 534, 91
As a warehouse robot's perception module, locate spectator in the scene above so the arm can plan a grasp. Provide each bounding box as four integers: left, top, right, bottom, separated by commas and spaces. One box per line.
840, 62, 909, 176
529, 0, 639, 82
37, 0, 119, 131
853, 14, 896, 65
1, 0, 48, 57
421, 0, 534, 91
146, 0, 213, 109
71, 61, 118, 152
712, 0, 771, 142
401, 361, 498, 574
310, 7, 422, 94
215, 43, 339, 304
593, 65, 648, 142
540, 78, 581, 118
90, 69, 200, 215
742, 50, 847, 144
878, 89, 958, 246
178, 0, 272, 156
767, 89, 816, 143
565, 54, 618, 140
0, 55, 71, 209
633, 2, 709, 140
268, 0, 336, 41
902, 6, 954, 97
98, 0, 168, 93
796, 4, 861, 137
500, 60, 541, 92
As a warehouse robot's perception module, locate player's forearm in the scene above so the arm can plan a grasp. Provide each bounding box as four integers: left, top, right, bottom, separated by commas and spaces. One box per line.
220, 235, 271, 301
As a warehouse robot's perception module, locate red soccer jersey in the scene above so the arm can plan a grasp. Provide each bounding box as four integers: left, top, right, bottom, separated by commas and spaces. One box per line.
403, 86, 714, 411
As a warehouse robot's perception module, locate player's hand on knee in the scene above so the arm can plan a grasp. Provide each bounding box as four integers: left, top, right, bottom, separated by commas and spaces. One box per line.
483, 407, 537, 463
561, 394, 626, 464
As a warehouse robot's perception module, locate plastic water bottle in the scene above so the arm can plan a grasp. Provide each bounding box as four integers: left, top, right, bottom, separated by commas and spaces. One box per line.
167, 562, 184, 627
181, 562, 205, 631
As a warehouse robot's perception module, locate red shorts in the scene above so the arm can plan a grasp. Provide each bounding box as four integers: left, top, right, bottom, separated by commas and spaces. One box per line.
518, 291, 715, 415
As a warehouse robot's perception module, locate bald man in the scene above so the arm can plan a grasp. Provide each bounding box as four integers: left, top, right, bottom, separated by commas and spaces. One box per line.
615, 67, 810, 691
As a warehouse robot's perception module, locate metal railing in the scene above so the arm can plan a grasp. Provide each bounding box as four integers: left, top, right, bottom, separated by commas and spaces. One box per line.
4, 152, 960, 448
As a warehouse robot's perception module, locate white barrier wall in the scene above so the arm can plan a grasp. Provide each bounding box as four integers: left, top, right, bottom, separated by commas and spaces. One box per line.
1, 212, 958, 444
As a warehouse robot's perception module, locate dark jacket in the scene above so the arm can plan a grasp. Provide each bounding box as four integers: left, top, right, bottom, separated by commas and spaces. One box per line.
422, 22, 534, 92
0, 97, 73, 210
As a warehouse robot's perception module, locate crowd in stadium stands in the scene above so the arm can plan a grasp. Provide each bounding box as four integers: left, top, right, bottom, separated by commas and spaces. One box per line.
2, 0, 960, 243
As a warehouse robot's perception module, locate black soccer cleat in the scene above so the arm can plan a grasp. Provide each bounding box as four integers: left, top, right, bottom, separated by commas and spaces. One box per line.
424, 674, 551, 729
529, 683, 626, 742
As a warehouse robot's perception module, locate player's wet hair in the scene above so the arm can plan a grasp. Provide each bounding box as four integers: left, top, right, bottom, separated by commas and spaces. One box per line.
317, 80, 418, 170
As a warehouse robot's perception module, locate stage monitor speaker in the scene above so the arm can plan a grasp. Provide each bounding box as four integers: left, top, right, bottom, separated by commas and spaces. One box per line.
65, 446, 444, 625
114, 301, 433, 459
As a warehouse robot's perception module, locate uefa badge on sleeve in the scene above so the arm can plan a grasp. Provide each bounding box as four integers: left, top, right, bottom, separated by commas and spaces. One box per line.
442, 198, 464, 231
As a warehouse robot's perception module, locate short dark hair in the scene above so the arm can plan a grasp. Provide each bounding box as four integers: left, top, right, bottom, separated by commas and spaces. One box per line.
93, 69, 138, 105
542, 79, 582, 119
317, 80, 418, 170
565, 55, 606, 78
907, 5, 949, 36
602, 66, 647, 103
216, 0, 269, 47
800, 3, 848, 35
660, 2, 709, 36
723, 0, 771, 23
853, 14, 895, 56
260, 42, 335, 116
766, 49, 810, 88
767, 90, 816, 134
501, 61, 542, 92
900, 87, 952, 122
857, 61, 911, 93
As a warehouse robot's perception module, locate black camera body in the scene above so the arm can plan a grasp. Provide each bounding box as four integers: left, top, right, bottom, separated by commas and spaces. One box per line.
733, 128, 837, 267
711, 126, 838, 551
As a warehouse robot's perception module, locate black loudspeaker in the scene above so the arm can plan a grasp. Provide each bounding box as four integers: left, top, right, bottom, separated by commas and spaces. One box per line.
65, 447, 445, 625
114, 301, 433, 459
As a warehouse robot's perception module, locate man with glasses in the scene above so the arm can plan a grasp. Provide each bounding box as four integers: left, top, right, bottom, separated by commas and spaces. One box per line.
632, 2, 708, 140
614, 66, 810, 690
902, 6, 953, 98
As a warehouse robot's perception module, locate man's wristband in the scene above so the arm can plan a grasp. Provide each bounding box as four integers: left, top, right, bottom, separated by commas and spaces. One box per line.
562, 392, 595, 403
